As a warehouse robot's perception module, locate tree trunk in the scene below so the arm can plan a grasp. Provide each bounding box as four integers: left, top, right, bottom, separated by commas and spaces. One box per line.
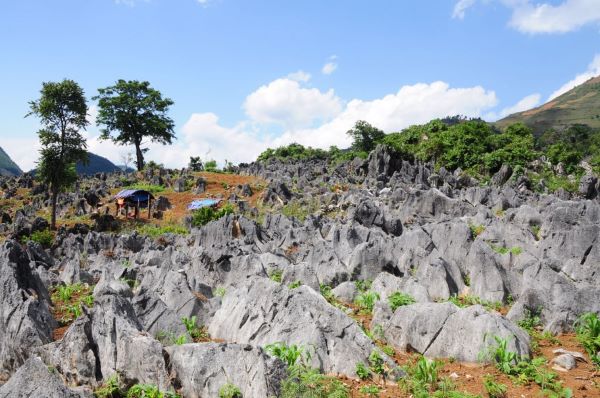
135, 143, 144, 171
50, 186, 58, 230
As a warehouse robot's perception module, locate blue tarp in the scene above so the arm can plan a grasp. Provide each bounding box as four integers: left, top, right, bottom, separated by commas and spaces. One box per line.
114, 189, 154, 202
188, 199, 221, 210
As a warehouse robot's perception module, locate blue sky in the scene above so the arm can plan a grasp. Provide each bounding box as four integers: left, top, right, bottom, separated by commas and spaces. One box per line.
1, 0, 600, 170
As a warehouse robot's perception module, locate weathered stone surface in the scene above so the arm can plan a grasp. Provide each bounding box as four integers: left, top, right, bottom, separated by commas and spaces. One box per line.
0, 357, 91, 398
166, 343, 286, 398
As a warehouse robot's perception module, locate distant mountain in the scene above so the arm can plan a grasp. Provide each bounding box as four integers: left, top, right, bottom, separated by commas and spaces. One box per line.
0, 147, 23, 176
76, 152, 122, 175
496, 75, 600, 135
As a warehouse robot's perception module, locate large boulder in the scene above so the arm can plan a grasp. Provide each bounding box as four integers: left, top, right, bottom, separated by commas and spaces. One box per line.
0, 357, 90, 398
166, 343, 286, 398
372, 302, 530, 362
0, 241, 55, 380
208, 278, 383, 377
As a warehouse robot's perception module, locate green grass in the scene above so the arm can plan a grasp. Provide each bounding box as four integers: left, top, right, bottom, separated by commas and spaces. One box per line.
269, 269, 283, 283
447, 294, 503, 312
354, 291, 380, 314
135, 224, 188, 238
125, 183, 166, 194
288, 280, 302, 289
281, 364, 349, 398
51, 283, 94, 323
191, 203, 235, 227
22, 229, 54, 247
490, 244, 523, 256
265, 342, 304, 367
182, 316, 210, 341
281, 199, 320, 222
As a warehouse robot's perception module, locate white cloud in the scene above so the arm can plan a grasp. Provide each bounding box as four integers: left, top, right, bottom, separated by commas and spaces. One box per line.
243, 78, 343, 128
453, 0, 478, 19
486, 92, 541, 120
548, 54, 600, 100
454, 0, 600, 34
321, 56, 338, 75
6, 77, 501, 171
510, 0, 600, 33
287, 70, 311, 82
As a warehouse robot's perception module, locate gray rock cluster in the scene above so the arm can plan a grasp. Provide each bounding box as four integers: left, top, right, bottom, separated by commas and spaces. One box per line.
0, 145, 598, 395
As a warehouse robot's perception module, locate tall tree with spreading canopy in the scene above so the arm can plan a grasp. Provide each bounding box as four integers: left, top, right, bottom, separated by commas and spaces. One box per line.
347, 120, 385, 153
27, 79, 89, 229
93, 80, 175, 171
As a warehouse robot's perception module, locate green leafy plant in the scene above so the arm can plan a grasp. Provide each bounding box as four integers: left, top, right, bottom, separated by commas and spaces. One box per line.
191, 203, 235, 227
388, 291, 416, 311
288, 280, 302, 289
265, 342, 304, 367
218, 383, 242, 398
483, 374, 507, 398
354, 280, 373, 293
269, 269, 283, 283
468, 223, 485, 239
354, 291, 380, 313
181, 316, 210, 341
574, 312, 600, 367
358, 385, 381, 397
355, 362, 371, 380
25, 229, 55, 247
368, 351, 385, 376
214, 286, 226, 298
94, 374, 121, 398
517, 308, 542, 333
124, 183, 165, 193
126, 383, 180, 398
281, 363, 349, 398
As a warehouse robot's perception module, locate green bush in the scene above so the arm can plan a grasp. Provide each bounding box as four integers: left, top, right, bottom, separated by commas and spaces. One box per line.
191, 203, 234, 227
354, 291, 380, 313
125, 183, 165, 194
574, 313, 600, 367
135, 224, 188, 238
281, 364, 349, 398
126, 383, 180, 398
204, 160, 218, 172
218, 383, 242, 398
26, 229, 54, 247
265, 342, 304, 367
388, 291, 416, 311
257, 143, 329, 162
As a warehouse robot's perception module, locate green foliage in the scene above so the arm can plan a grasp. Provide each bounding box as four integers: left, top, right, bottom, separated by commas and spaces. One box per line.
368, 351, 385, 376
190, 203, 234, 227
218, 383, 242, 398
320, 284, 333, 301
355, 362, 371, 380
181, 316, 209, 341
134, 224, 188, 238
23, 229, 54, 248
354, 279, 373, 293
204, 159, 218, 172
281, 364, 349, 398
574, 313, 600, 367
125, 183, 165, 193
447, 295, 502, 312
546, 143, 582, 174
358, 385, 380, 397
28, 79, 89, 229
288, 280, 302, 289
468, 224, 485, 239
94, 80, 175, 171
517, 308, 542, 333
269, 269, 283, 283
126, 384, 180, 398
188, 156, 203, 171
214, 286, 226, 298
483, 375, 507, 398
94, 374, 121, 398
388, 291, 416, 311
258, 143, 329, 162
281, 199, 320, 222
347, 120, 385, 153
354, 291, 380, 313
531, 225, 542, 240
265, 342, 304, 367
51, 283, 94, 323
490, 244, 522, 256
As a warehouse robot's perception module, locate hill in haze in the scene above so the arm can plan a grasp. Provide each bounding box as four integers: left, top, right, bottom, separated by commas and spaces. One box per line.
0, 147, 23, 177
497, 75, 600, 135
76, 152, 123, 175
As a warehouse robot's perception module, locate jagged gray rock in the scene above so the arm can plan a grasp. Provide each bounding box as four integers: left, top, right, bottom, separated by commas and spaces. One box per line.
166, 343, 287, 398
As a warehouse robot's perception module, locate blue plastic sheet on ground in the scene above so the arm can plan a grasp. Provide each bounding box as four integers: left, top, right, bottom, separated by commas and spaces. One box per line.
187, 198, 220, 210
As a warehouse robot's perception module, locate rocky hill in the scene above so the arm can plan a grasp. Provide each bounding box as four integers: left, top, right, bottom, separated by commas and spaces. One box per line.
0, 146, 598, 397
75, 152, 123, 175
0, 147, 22, 177
497, 75, 600, 135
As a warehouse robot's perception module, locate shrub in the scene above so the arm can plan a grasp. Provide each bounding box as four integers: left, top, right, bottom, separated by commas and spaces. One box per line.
269, 269, 283, 283
388, 291, 416, 311
135, 224, 188, 238
355, 362, 371, 380
265, 342, 304, 367
354, 291, 380, 313
94, 374, 121, 398
218, 383, 242, 398
204, 160, 218, 172
483, 374, 507, 398
281, 364, 349, 398
26, 229, 54, 247
214, 286, 226, 298
358, 385, 380, 397
126, 384, 180, 398
191, 203, 234, 227
288, 280, 302, 289
574, 312, 600, 367
125, 183, 165, 194
182, 316, 210, 341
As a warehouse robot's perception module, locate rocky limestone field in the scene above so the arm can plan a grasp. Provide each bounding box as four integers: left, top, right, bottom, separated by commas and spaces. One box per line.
0, 145, 599, 397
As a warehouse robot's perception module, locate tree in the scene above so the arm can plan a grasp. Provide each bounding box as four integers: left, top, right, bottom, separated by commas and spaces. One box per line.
27, 79, 89, 229
346, 120, 385, 153
93, 80, 175, 171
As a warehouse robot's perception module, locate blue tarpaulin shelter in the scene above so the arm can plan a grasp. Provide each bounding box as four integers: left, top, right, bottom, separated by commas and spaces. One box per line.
114, 189, 155, 218
188, 198, 221, 211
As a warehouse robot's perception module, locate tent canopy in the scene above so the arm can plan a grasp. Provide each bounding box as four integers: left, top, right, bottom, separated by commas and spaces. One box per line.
114, 189, 155, 203
188, 198, 221, 210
